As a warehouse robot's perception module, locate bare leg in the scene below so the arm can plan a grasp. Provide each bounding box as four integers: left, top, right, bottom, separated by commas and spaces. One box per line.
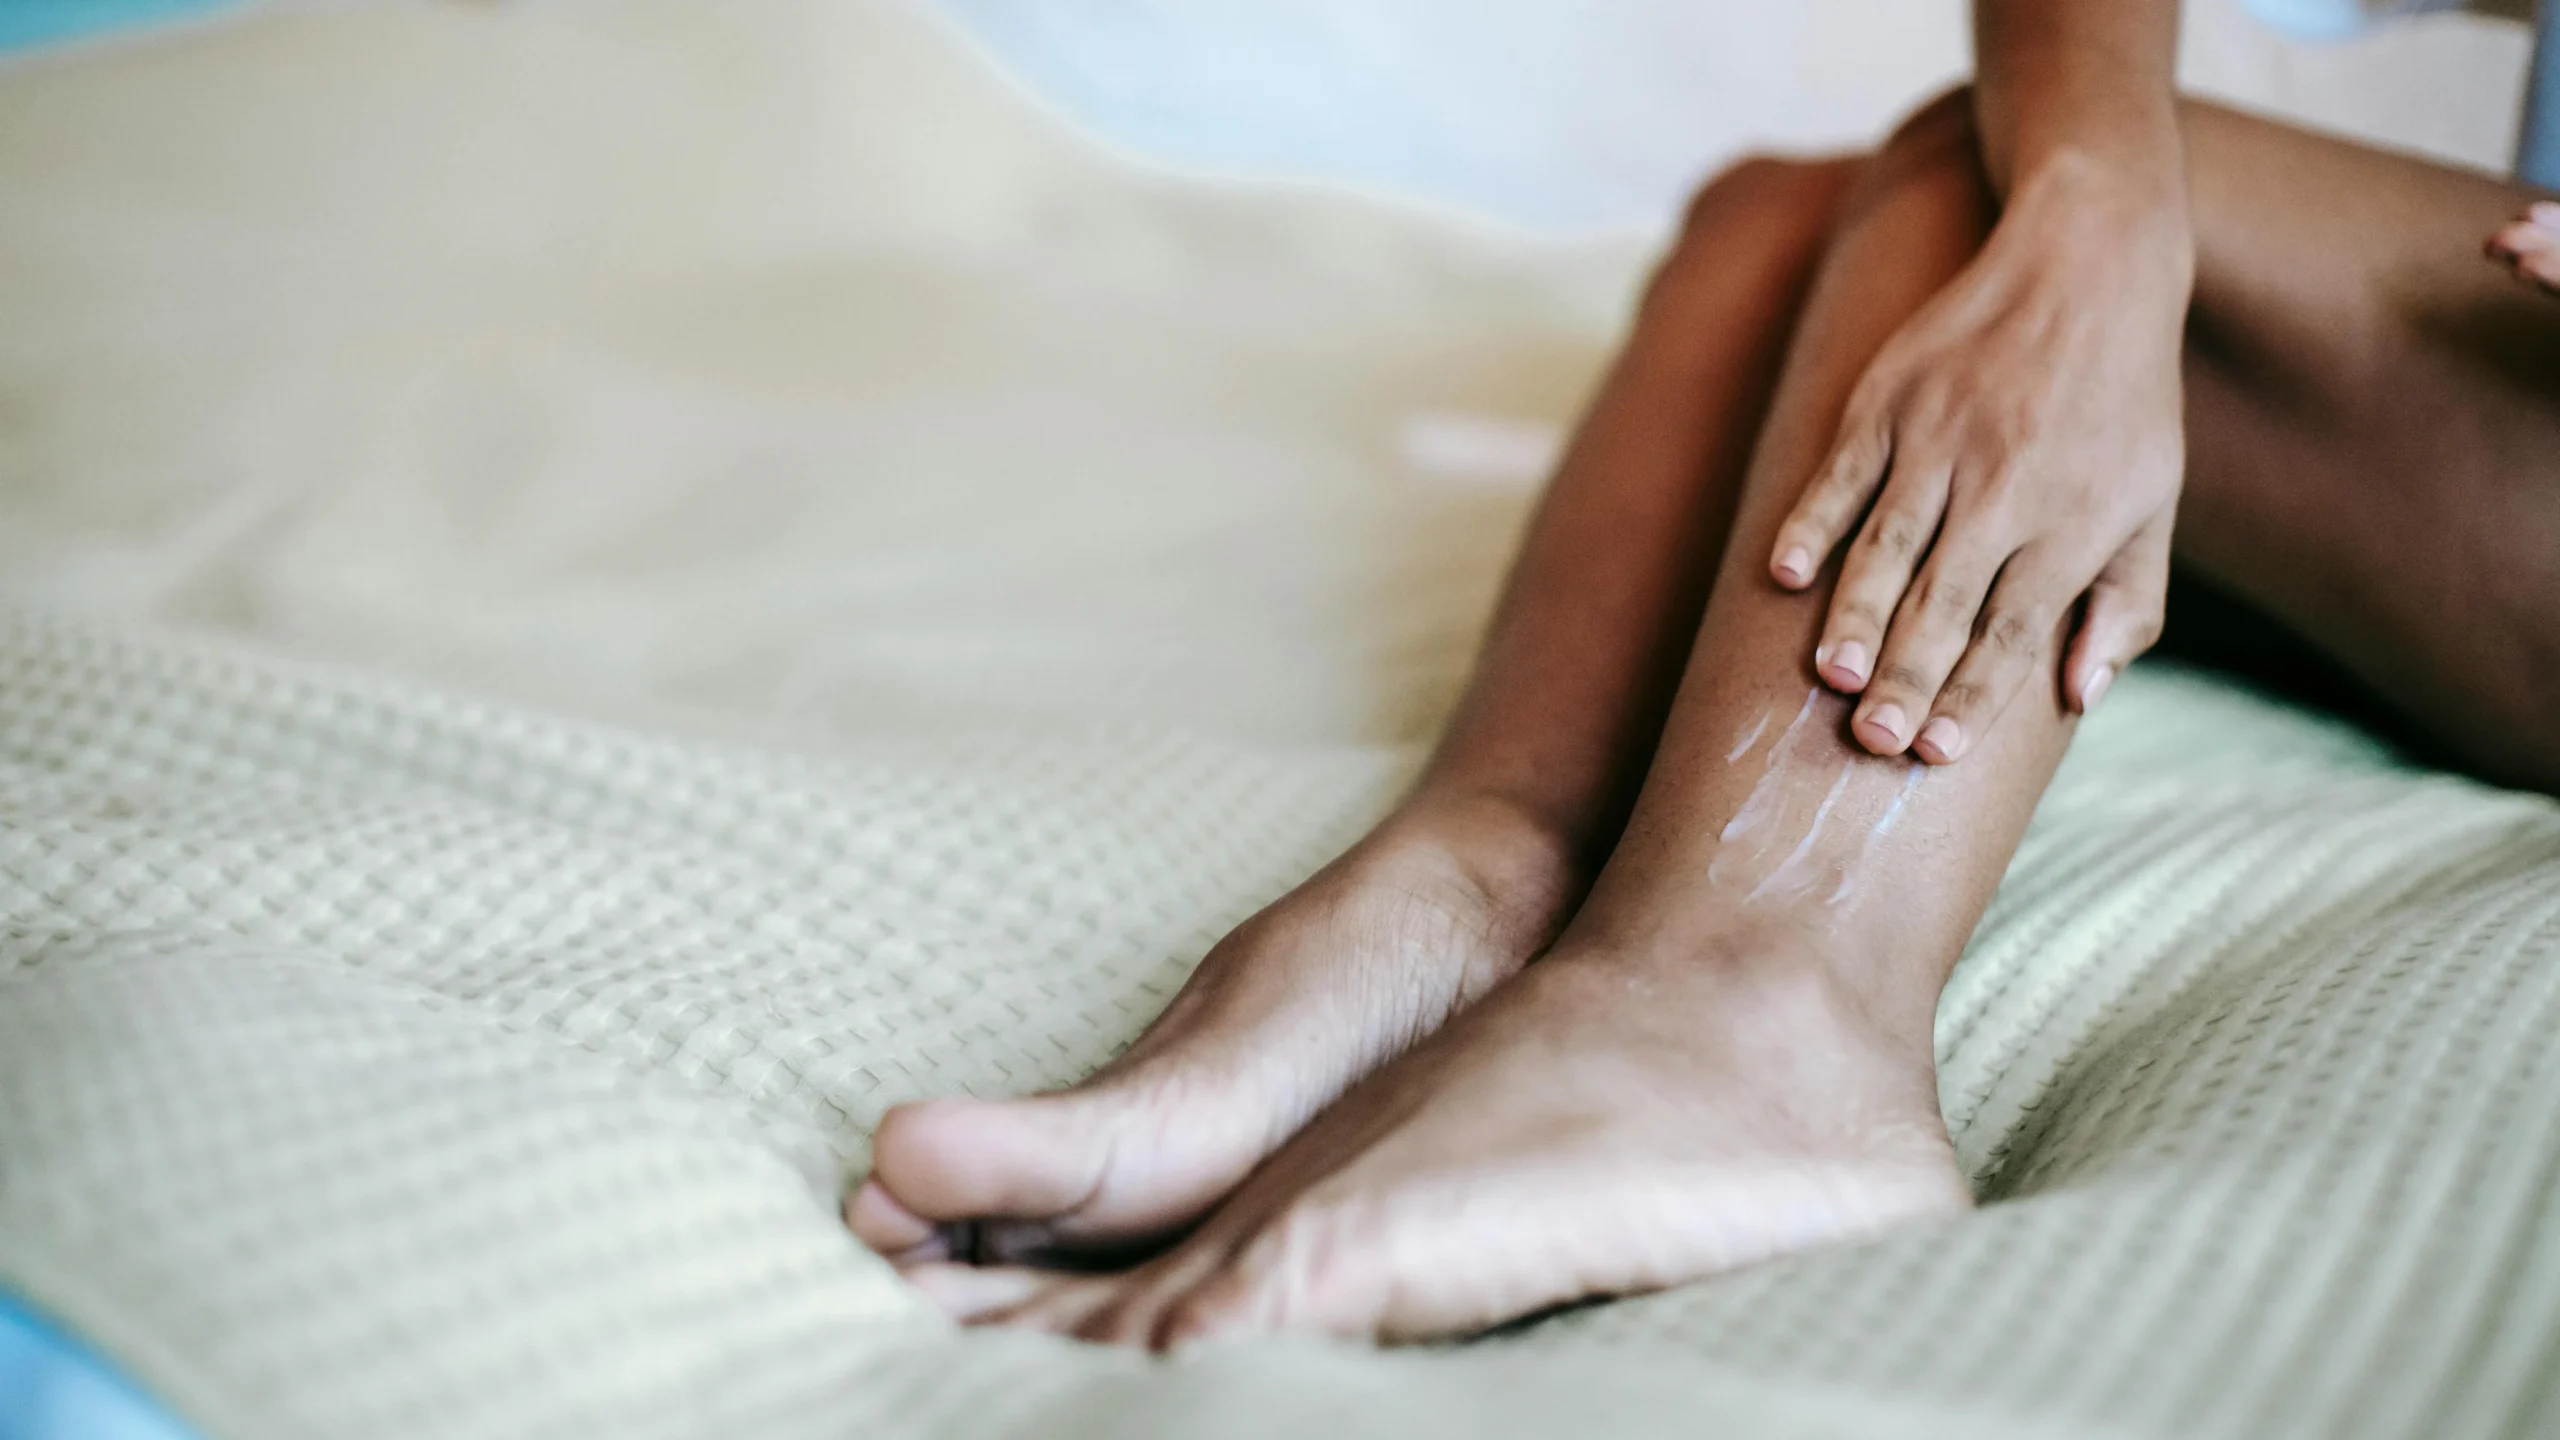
887, 100, 2560, 1341
909, 94, 2047, 1343
2175, 103, 2560, 793
912, 94, 2560, 1347
848, 156, 1859, 1265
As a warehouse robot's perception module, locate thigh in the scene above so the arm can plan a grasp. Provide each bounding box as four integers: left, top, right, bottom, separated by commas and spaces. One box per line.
2173, 100, 2560, 790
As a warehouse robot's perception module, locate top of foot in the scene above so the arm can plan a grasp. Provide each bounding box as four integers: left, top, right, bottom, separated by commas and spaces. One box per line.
897, 926, 1973, 1348
846, 802, 1576, 1268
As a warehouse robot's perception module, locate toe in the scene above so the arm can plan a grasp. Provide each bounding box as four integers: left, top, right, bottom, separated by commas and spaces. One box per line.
987, 1273, 1124, 1336
1118, 1206, 1372, 1349
900, 1261, 1057, 1323
1152, 1267, 1267, 1351
844, 1178, 948, 1261
862, 1095, 1110, 1246
1046, 1225, 1255, 1348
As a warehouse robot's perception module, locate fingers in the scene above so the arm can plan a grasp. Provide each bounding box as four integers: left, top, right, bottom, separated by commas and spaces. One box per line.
1861, 513, 2168, 762
1771, 393, 1894, 589
2061, 515, 2171, 715
1900, 545, 2078, 762
1813, 455, 1951, 697
1849, 521, 2009, 757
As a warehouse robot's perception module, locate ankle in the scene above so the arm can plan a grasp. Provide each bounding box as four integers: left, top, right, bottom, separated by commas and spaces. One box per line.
1547, 909, 1943, 1070
1356, 790, 1584, 954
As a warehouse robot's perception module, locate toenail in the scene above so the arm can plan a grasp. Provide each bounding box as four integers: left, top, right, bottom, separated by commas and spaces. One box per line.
846, 1179, 933, 1248
1917, 716, 1961, 761
2081, 664, 2114, 712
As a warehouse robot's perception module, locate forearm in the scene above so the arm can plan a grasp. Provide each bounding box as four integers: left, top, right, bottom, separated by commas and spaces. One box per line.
1972, 0, 2185, 204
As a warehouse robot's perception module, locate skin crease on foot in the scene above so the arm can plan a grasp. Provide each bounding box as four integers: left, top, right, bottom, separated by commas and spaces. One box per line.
2488, 202, 2560, 298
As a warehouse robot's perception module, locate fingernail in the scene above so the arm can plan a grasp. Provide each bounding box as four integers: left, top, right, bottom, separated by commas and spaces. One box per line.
2531, 201, 2560, 232
1862, 702, 1907, 748
1917, 716, 1962, 762
2081, 664, 2115, 712
1776, 547, 1813, 585
1828, 641, 1870, 687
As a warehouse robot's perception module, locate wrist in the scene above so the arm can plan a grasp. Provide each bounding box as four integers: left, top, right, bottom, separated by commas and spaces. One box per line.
2014, 144, 2191, 240
2006, 148, 2195, 299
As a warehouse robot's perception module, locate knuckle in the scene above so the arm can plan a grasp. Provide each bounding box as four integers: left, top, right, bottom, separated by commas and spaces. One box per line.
1936, 679, 1989, 714
1823, 441, 1879, 491
1921, 377, 1978, 428
1920, 576, 1977, 620
1983, 607, 2043, 656
1878, 661, 1934, 694
1832, 600, 1889, 634
1869, 516, 1928, 561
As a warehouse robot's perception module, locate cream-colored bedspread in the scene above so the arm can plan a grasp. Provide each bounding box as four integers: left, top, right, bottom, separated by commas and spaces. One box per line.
5, 4, 2560, 1438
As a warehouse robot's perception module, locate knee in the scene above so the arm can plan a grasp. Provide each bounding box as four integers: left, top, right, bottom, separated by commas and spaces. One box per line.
1827, 83, 1991, 233
1881, 84, 1979, 168
1655, 154, 1856, 296
1670, 83, 1974, 241
1674, 154, 1848, 243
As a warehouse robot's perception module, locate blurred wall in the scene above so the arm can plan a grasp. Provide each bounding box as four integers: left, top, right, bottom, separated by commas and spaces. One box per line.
2, 0, 2533, 233
922, 0, 2534, 233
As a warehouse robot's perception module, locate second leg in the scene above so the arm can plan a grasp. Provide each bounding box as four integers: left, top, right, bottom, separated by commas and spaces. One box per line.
925, 94, 2086, 1347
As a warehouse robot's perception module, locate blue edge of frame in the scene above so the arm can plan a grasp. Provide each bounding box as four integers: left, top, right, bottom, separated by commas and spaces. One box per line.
0, 1293, 197, 1440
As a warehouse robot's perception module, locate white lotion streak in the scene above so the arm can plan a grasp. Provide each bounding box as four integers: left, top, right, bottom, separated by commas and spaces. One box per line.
1829, 765, 1926, 907
1717, 688, 1818, 845
1724, 710, 1772, 765
1746, 762, 1855, 904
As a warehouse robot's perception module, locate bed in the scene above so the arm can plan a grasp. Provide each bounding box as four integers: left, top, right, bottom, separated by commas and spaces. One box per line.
5, 3, 2560, 1436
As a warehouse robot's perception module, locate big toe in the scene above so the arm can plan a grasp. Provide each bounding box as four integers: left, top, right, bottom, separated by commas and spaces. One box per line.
855, 1096, 1111, 1259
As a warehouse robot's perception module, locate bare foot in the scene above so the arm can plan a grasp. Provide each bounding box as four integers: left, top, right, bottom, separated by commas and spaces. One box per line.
902, 916, 1972, 1345
846, 798, 1577, 1267
2487, 202, 2560, 298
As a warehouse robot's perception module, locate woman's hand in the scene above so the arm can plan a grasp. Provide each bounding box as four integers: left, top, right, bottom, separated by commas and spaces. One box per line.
1768, 158, 2189, 763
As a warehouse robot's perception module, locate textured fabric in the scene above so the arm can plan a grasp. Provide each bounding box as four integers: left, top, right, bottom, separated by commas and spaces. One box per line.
5, 3, 2560, 1438
10, 608, 2560, 1440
